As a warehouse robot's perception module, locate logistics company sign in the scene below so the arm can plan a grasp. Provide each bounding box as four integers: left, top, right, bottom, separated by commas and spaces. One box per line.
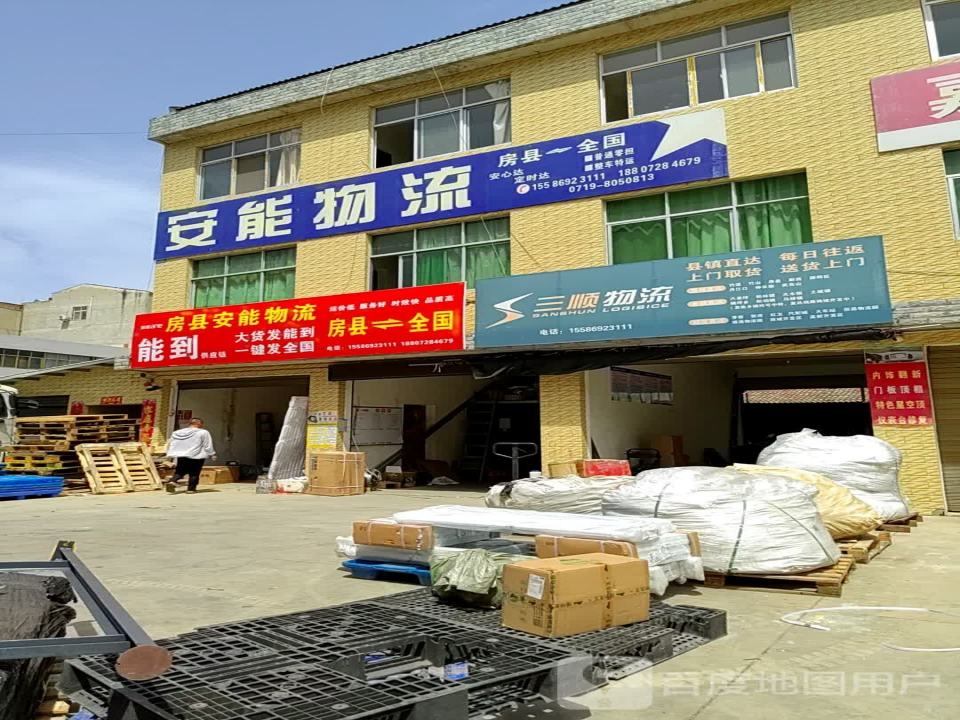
865, 349, 934, 428
871, 60, 960, 151
475, 237, 892, 349
130, 283, 464, 369
155, 109, 728, 260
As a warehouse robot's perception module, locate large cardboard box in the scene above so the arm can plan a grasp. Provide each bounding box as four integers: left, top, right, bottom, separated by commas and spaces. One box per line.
306, 451, 365, 496
535, 535, 638, 559
651, 435, 684, 458
199, 466, 234, 485
353, 520, 434, 550
502, 554, 650, 638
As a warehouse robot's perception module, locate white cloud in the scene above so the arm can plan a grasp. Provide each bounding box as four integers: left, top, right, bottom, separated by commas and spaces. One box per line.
0, 162, 157, 303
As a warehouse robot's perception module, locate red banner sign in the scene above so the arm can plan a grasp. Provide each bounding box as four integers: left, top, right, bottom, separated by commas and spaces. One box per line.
131, 284, 465, 369
140, 399, 157, 444
865, 351, 934, 428
100, 396, 124, 405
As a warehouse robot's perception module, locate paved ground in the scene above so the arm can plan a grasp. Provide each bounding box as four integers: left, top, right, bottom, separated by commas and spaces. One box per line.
2, 485, 958, 719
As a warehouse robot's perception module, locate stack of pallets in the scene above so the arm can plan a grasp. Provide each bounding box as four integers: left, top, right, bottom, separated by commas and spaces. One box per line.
75, 442, 163, 494
3, 415, 141, 493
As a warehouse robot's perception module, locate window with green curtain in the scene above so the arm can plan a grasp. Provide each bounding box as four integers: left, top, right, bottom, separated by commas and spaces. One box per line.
466, 243, 510, 287
671, 210, 732, 257
191, 248, 295, 307
611, 221, 668, 263
737, 173, 812, 249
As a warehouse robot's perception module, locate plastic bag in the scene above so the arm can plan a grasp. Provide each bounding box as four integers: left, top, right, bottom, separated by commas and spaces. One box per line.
735, 464, 882, 539
757, 429, 910, 521
277, 476, 307, 493
602, 467, 839, 574
430, 549, 527, 608
485, 475, 633, 514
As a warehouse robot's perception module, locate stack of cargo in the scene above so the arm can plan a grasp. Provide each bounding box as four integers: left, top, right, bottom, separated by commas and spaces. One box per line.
305, 450, 365, 496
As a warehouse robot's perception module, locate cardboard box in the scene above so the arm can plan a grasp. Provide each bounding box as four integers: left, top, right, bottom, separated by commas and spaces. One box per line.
199, 466, 234, 485
353, 520, 434, 550
501, 554, 650, 638
306, 451, 365, 496
535, 535, 638, 559
651, 435, 684, 458
547, 461, 580, 477
576, 459, 631, 477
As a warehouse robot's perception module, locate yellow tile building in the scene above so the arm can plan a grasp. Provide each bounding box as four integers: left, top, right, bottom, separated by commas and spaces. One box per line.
36, 0, 960, 512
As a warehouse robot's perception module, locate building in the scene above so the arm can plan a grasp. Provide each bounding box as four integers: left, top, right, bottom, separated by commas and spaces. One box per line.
118, 0, 960, 511
3, 284, 152, 347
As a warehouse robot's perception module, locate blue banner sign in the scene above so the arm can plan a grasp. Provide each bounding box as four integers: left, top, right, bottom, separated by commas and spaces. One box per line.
475, 237, 892, 349
155, 109, 728, 260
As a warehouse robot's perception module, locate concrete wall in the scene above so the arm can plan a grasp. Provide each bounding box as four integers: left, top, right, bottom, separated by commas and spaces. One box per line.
0, 303, 21, 334
587, 362, 735, 465
176, 383, 308, 466
351, 375, 483, 468
19, 286, 152, 347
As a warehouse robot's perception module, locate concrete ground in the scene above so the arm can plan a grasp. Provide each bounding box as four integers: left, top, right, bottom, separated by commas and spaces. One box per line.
1, 485, 958, 719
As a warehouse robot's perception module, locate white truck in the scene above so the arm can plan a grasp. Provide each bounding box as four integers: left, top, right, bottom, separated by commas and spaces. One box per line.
1, 384, 18, 446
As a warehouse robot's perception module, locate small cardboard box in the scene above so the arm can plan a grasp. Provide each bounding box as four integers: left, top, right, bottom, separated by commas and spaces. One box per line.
547, 461, 580, 478
502, 596, 606, 638
576, 459, 631, 477
353, 520, 434, 550
535, 535, 638, 559
199, 466, 234, 485
575, 553, 650, 627
306, 451, 365, 496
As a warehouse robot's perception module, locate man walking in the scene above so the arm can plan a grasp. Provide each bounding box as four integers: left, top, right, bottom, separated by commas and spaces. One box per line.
165, 418, 216, 494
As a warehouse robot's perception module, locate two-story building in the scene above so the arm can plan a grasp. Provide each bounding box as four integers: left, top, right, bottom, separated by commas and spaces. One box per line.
134, 0, 960, 511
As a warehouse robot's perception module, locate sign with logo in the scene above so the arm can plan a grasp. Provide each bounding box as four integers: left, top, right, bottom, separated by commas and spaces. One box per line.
100, 395, 123, 405
871, 60, 960, 151
155, 109, 728, 260
476, 237, 892, 349
307, 411, 340, 452
130, 283, 465, 369
865, 349, 934, 427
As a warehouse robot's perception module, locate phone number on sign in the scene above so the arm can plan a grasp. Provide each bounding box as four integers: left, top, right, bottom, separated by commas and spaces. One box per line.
526, 157, 704, 194
570, 324, 635, 334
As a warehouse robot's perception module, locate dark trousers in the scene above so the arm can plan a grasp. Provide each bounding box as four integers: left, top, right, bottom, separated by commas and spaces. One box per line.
173, 457, 205, 491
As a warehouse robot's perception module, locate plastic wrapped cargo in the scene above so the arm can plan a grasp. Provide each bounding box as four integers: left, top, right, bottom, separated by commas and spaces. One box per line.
756, 429, 910, 521
602, 467, 840, 574
735, 464, 882, 539
485, 475, 633, 514
392, 504, 675, 544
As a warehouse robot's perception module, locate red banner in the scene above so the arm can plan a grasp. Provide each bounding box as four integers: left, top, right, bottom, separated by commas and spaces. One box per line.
140, 399, 157, 444
866, 351, 934, 428
100, 396, 124, 405
131, 283, 465, 369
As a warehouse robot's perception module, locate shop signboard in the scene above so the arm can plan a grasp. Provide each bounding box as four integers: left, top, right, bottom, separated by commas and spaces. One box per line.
476, 236, 892, 349
871, 59, 960, 151
100, 395, 123, 405
130, 283, 465, 369
865, 349, 934, 427
306, 411, 340, 452
154, 109, 728, 260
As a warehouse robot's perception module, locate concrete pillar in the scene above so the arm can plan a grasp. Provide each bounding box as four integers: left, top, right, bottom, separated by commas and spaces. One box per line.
539, 373, 589, 469
309, 367, 346, 449
874, 424, 945, 515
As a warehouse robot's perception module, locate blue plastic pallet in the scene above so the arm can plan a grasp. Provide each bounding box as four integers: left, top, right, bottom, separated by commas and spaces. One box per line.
342, 558, 432, 585
0, 474, 63, 500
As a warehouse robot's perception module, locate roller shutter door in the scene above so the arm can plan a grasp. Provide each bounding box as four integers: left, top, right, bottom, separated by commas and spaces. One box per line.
929, 347, 960, 512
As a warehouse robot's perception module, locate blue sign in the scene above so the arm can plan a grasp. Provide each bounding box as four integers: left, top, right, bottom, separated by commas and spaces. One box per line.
155, 109, 728, 260
475, 237, 892, 349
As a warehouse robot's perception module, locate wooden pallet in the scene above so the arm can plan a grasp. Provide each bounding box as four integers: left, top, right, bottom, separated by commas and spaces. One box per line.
838, 531, 892, 563
702, 557, 857, 597
75, 443, 161, 494
15, 415, 139, 444
879, 513, 923, 533
2, 442, 72, 452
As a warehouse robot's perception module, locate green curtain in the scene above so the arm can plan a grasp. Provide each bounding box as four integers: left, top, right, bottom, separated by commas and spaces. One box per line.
466, 243, 509, 287
417, 248, 461, 285
263, 269, 295, 300
607, 194, 665, 222
736, 173, 807, 203
611, 221, 668, 263
225, 273, 262, 305
946, 150, 960, 176
264, 247, 296, 269
669, 184, 732, 213
738, 198, 813, 249
193, 278, 223, 308
671, 211, 732, 257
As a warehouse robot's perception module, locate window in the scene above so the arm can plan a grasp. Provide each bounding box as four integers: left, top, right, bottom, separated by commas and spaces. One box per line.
601, 14, 795, 121
70, 305, 88, 321
945, 150, 960, 234
199, 129, 301, 200
192, 248, 296, 308
370, 218, 510, 289
0, 351, 95, 370
606, 173, 812, 263
374, 81, 511, 167
925, 1, 960, 58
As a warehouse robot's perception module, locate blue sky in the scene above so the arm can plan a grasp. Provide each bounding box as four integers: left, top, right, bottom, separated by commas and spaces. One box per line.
0, 0, 560, 303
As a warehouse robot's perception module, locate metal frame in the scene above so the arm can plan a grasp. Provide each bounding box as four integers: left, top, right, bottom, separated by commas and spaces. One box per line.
923, 0, 960, 60
0, 540, 157, 662
197, 128, 301, 201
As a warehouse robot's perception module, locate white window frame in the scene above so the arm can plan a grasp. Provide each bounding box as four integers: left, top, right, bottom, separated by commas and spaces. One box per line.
599, 13, 796, 122
945, 149, 960, 236
605, 175, 811, 262
372, 80, 512, 168
369, 218, 511, 290
924, 0, 960, 59
197, 129, 301, 201
190, 247, 297, 308
70, 305, 89, 321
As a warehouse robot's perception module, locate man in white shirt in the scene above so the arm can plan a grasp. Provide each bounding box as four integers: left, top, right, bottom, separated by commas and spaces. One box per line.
165, 418, 216, 494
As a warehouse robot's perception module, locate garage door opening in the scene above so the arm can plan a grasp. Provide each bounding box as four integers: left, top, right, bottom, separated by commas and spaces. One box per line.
175, 376, 309, 474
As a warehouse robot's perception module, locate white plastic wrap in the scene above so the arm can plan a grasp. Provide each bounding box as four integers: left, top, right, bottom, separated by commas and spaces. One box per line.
484, 476, 634, 514
757, 429, 910, 521
392, 505, 675, 544
602, 467, 840, 574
